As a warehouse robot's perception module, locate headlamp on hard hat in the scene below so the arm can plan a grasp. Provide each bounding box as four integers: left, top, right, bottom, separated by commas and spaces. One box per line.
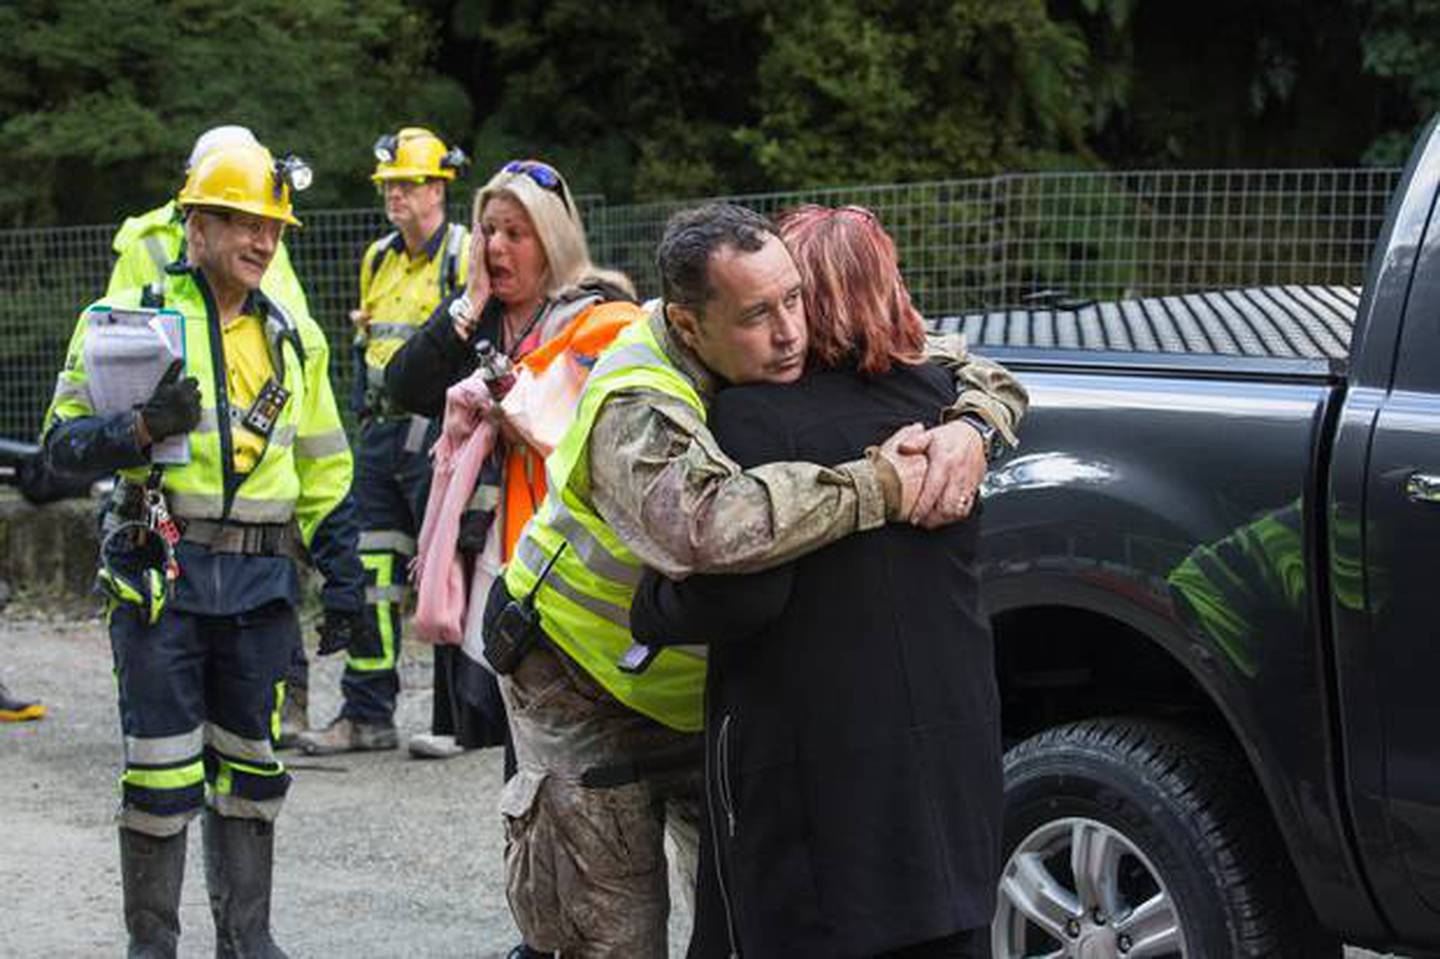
373, 134, 399, 165
440, 146, 470, 173
274, 154, 313, 196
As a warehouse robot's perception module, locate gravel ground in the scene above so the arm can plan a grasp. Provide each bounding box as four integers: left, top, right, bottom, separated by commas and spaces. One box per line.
0, 611, 1401, 957
2, 611, 691, 958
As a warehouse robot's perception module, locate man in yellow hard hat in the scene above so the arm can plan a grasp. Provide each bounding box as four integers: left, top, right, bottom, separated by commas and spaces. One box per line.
43, 141, 368, 958
106, 124, 317, 749
298, 127, 470, 755
107, 124, 311, 313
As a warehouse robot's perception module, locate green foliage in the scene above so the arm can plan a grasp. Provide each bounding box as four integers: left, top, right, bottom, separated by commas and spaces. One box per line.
453, 0, 771, 200
1356, 0, 1440, 163
737, 0, 1095, 188
0, 0, 470, 226
6, 0, 1437, 224
453, 0, 1115, 200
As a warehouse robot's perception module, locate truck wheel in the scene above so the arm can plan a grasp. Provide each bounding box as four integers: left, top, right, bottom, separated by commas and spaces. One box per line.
993, 718, 1339, 958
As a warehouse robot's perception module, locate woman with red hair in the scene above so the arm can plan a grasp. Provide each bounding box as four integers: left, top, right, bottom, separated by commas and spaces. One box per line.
631, 205, 1003, 958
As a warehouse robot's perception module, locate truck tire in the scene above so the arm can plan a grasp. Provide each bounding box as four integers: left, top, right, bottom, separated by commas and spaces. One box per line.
993, 718, 1340, 958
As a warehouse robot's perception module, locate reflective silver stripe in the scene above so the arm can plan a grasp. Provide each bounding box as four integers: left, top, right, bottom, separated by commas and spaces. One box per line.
167, 491, 225, 518
369, 323, 419, 342
403, 415, 430, 453
359, 530, 416, 555
549, 499, 642, 588
295, 428, 348, 459
515, 536, 631, 630
142, 234, 170, 274
211, 794, 283, 823
119, 808, 194, 837
270, 424, 297, 449
195, 408, 221, 433
229, 497, 296, 523
467, 483, 500, 512
366, 584, 410, 604
366, 365, 386, 389
206, 724, 275, 764
125, 728, 204, 766
588, 342, 666, 383
52, 377, 93, 407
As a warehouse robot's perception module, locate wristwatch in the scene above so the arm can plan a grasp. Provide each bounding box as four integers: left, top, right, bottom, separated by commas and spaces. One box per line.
958, 412, 1002, 462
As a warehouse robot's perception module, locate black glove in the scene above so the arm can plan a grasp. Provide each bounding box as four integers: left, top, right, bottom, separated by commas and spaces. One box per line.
139, 360, 201, 442
317, 609, 380, 657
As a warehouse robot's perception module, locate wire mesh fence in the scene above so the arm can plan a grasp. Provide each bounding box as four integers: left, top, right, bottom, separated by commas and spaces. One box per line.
0, 167, 1400, 440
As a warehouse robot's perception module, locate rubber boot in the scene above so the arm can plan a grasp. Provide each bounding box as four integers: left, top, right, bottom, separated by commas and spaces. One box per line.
119, 826, 187, 959
202, 809, 288, 958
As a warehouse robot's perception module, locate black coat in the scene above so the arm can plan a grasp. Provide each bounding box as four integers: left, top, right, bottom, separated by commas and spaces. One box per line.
383, 278, 640, 418
383, 291, 499, 419
631, 362, 1002, 958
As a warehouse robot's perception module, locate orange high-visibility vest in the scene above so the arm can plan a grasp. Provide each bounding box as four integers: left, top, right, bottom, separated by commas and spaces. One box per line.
499, 301, 640, 561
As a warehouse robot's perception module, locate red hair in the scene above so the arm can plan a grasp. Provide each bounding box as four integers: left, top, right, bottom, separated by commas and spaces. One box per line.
779, 204, 926, 375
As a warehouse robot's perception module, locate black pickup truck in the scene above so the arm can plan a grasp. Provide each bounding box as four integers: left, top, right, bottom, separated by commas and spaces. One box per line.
945, 120, 1440, 957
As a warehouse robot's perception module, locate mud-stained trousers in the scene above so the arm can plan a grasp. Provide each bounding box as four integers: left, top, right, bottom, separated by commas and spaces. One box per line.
343, 415, 436, 723
111, 600, 296, 835
497, 641, 702, 958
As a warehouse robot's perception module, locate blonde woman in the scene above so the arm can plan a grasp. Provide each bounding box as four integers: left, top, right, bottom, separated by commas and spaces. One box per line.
387, 158, 635, 959
389, 158, 635, 754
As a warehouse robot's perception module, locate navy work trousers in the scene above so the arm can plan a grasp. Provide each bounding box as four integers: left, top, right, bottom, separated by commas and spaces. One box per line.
111, 600, 296, 836
343, 415, 435, 723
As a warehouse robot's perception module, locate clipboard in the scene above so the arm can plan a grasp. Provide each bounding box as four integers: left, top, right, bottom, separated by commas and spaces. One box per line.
82, 305, 190, 465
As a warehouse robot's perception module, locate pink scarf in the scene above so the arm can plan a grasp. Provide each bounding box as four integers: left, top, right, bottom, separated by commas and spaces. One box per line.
411, 373, 497, 645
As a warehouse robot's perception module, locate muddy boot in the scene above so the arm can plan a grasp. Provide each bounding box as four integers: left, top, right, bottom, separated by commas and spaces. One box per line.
119, 826, 187, 959
275, 686, 308, 751
202, 809, 288, 959
295, 716, 397, 755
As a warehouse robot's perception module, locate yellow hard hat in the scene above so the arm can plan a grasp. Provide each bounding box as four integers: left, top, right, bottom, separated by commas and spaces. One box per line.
177, 143, 308, 227
371, 127, 468, 182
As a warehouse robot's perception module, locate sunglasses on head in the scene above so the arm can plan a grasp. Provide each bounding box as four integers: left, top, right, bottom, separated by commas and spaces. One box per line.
502, 160, 573, 211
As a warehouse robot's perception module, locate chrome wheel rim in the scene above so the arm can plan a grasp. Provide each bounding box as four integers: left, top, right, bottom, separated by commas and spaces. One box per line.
992, 816, 1187, 959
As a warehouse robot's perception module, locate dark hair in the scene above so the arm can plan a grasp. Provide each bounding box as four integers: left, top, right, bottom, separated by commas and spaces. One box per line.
656, 202, 778, 309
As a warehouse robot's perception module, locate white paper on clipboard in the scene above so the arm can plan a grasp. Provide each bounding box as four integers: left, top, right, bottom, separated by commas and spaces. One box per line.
82, 306, 190, 465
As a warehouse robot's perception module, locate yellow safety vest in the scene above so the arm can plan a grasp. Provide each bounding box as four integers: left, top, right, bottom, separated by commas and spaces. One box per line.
505, 315, 708, 731
358, 222, 468, 377
45, 270, 354, 540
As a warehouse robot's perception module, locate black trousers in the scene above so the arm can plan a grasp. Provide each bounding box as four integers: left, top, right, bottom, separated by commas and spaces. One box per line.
431, 643, 509, 752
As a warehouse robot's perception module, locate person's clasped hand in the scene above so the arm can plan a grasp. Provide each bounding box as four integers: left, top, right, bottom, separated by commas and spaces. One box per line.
899, 418, 988, 528
870, 422, 928, 522
139, 359, 201, 443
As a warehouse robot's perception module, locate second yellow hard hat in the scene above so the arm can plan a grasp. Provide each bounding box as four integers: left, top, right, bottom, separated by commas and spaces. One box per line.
371, 127, 467, 183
